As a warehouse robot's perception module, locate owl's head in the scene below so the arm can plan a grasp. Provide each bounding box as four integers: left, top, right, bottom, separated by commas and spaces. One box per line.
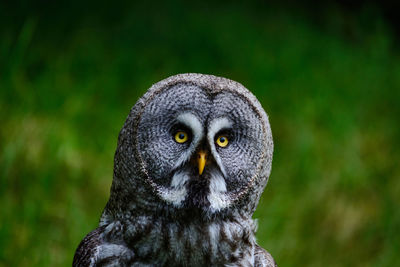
104, 74, 273, 221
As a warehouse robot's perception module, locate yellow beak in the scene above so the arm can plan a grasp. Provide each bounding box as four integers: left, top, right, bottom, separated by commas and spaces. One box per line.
197, 151, 207, 175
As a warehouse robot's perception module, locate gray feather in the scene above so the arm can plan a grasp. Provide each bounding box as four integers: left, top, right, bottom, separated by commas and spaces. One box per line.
73, 73, 275, 266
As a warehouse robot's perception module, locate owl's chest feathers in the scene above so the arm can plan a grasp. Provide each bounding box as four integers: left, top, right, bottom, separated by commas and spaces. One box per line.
116, 216, 256, 266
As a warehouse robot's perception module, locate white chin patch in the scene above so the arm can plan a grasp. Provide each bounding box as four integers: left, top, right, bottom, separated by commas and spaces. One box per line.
208, 170, 230, 211
159, 170, 189, 206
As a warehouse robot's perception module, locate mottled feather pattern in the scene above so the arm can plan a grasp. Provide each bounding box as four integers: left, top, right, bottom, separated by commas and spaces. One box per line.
74, 216, 275, 266
73, 74, 276, 266
73, 226, 103, 266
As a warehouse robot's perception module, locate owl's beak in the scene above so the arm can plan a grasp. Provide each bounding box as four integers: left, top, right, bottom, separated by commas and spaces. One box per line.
197, 150, 207, 175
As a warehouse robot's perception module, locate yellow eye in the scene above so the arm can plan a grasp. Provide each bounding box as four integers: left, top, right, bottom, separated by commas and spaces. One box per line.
216, 135, 229, 147
175, 131, 188, 143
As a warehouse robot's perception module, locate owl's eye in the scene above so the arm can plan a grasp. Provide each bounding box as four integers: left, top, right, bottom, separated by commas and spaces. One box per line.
175, 131, 189, 143
216, 135, 229, 147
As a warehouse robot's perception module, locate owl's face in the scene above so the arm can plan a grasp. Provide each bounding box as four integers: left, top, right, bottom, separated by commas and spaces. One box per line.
136, 82, 268, 214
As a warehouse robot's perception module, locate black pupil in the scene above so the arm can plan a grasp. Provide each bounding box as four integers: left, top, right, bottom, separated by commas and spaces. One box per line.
179, 133, 185, 139
220, 137, 226, 143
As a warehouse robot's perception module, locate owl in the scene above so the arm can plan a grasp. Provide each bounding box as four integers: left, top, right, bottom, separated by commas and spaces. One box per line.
73, 73, 275, 266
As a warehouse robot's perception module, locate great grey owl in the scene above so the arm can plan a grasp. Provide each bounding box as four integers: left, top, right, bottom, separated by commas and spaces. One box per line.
73, 73, 275, 266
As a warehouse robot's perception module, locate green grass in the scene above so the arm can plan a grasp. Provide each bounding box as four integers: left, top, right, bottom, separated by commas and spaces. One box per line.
1, 1, 399, 266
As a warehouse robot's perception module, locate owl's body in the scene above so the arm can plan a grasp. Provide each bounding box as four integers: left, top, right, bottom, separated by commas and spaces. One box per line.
74, 215, 274, 266
73, 74, 276, 266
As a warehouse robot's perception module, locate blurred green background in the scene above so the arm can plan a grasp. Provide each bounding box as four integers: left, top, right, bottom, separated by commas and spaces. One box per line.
1, 1, 399, 266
